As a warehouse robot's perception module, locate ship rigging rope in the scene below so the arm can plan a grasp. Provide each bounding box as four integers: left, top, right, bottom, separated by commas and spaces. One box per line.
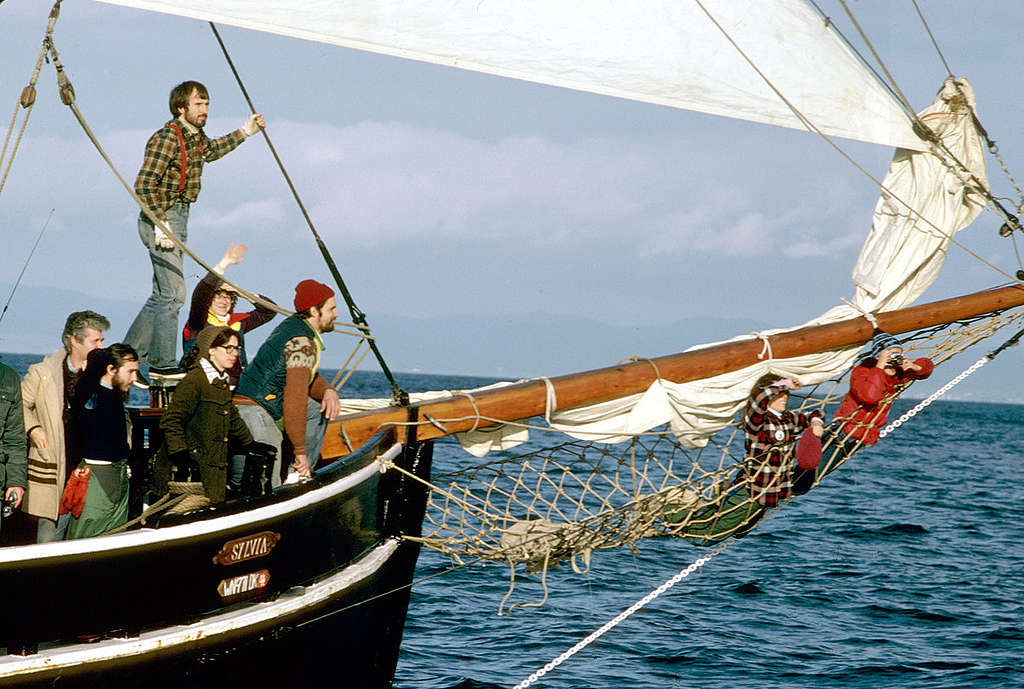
312, 312, 1018, 688
909, 0, 954, 78
506, 320, 1024, 688
695, 0, 1020, 286
387, 307, 1024, 586
207, 22, 407, 404
0, 2, 56, 198
280, 300, 1024, 672
808, 0, 1024, 228
294, 313, 1023, 686
0, 209, 53, 327
835, 0, 1022, 237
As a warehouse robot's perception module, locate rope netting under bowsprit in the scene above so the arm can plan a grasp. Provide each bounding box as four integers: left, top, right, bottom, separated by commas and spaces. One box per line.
409, 307, 1024, 574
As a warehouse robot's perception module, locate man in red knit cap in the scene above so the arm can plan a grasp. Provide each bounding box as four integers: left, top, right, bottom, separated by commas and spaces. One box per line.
233, 279, 341, 489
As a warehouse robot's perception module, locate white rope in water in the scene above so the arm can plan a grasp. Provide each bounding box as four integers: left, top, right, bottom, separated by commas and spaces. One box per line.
511, 543, 728, 689
878, 356, 988, 439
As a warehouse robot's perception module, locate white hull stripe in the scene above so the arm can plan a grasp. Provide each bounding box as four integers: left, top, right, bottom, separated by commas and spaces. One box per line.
0, 444, 402, 564
0, 538, 401, 679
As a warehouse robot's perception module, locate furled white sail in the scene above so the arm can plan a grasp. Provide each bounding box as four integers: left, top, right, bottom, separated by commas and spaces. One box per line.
850, 78, 988, 312
92, 0, 925, 150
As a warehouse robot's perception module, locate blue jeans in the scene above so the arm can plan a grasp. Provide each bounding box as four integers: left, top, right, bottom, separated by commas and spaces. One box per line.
125, 204, 189, 369
36, 512, 70, 543
235, 399, 328, 489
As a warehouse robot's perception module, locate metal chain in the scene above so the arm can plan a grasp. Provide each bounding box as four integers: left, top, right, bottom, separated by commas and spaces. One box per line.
512, 543, 728, 689
989, 141, 1024, 209
877, 357, 988, 439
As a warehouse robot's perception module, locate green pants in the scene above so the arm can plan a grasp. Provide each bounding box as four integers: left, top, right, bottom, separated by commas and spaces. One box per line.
67, 461, 130, 540
682, 487, 765, 546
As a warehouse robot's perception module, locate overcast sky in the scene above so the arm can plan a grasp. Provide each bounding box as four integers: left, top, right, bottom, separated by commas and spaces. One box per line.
2, 1, 1024, 386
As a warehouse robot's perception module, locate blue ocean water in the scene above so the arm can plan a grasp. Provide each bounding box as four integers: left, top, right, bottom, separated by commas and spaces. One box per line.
3, 354, 1021, 688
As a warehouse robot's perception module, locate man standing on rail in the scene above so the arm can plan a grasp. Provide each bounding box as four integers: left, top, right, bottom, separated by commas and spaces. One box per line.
125, 80, 265, 380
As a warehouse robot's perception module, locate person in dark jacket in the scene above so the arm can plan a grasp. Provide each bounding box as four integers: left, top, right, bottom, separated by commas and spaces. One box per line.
156, 326, 270, 504
0, 361, 27, 534
63, 344, 140, 540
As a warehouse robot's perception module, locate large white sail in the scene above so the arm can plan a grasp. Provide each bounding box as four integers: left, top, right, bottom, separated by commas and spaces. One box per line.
92, 0, 925, 151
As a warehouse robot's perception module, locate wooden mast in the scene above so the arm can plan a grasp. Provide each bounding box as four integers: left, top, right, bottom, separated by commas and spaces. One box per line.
323, 284, 1024, 457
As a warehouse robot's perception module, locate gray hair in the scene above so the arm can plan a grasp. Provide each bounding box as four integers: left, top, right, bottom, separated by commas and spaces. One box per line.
61, 310, 110, 351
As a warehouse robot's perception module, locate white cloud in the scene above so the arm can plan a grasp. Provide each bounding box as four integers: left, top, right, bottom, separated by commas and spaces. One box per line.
191, 199, 287, 230
784, 231, 864, 258
280, 121, 655, 246
8, 115, 875, 271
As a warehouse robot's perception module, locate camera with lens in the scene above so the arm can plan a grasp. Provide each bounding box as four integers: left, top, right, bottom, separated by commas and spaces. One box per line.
889, 353, 904, 367
1, 494, 17, 518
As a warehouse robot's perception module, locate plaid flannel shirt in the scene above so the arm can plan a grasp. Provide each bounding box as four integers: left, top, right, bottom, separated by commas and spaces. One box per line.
740, 386, 822, 506
134, 118, 246, 215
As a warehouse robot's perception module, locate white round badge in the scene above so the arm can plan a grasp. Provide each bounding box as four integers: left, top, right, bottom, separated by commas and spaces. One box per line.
774, 429, 785, 441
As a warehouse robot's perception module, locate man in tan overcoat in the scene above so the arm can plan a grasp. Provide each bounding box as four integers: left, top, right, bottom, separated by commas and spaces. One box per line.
22, 311, 109, 542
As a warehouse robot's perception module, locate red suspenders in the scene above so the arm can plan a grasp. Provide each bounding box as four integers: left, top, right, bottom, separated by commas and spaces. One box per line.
165, 123, 206, 194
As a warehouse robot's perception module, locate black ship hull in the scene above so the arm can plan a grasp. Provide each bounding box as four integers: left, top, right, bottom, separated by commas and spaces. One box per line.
0, 430, 432, 688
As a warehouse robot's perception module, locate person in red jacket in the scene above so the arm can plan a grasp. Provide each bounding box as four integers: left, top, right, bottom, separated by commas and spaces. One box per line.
835, 331, 934, 448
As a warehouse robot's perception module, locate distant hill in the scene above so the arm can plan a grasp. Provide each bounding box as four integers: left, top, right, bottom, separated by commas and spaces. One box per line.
1, 282, 1020, 403
368, 312, 771, 378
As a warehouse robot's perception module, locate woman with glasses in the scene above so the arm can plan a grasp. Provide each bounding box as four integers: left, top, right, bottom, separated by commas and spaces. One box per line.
154, 326, 270, 504
179, 243, 276, 383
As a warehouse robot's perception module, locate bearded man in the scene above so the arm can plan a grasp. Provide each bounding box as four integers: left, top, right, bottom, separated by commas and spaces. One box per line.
63, 344, 140, 540
125, 80, 265, 379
